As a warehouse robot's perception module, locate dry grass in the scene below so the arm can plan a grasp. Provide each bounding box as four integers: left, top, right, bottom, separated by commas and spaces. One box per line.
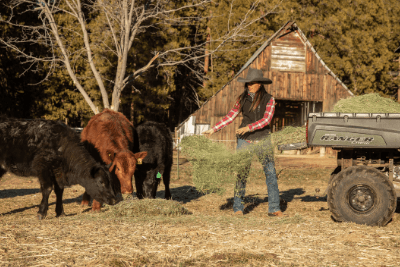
1, 155, 400, 266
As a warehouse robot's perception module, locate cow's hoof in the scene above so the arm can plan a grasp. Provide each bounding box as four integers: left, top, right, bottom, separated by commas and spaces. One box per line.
56, 212, 66, 217
37, 213, 46, 220
81, 200, 90, 206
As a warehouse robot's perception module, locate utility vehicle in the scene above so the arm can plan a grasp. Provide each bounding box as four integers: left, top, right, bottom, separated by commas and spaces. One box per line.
307, 112, 400, 226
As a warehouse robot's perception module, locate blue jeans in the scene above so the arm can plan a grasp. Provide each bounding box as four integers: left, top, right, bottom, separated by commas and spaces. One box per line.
233, 138, 281, 213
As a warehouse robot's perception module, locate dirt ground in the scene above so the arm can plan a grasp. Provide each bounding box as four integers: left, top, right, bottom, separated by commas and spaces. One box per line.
1, 153, 400, 266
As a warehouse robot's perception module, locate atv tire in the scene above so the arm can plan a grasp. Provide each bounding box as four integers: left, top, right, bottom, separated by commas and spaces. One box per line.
328, 166, 396, 226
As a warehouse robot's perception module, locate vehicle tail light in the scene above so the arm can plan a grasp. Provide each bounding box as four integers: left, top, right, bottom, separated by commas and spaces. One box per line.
306, 118, 309, 144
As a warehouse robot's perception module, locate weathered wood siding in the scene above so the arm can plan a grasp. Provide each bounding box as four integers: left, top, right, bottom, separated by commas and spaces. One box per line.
191, 26, 352, 145
271, 31, 306, 73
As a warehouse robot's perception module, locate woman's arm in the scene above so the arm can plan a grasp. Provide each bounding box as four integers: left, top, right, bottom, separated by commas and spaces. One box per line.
212, 101, 240, 132
202, 101, 240, 136
247, 97, 275, 131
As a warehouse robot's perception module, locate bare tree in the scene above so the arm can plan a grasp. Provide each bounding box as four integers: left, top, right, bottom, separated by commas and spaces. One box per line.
0, 0, 281, 114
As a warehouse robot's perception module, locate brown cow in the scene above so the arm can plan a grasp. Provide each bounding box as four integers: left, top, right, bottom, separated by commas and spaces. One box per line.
80, 109, 147, 211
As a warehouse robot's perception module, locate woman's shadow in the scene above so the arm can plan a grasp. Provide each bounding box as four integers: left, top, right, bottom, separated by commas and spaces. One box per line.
219, 188, 307, 213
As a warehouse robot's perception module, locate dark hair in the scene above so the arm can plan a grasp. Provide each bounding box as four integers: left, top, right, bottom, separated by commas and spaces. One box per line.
236, 83, 267, 112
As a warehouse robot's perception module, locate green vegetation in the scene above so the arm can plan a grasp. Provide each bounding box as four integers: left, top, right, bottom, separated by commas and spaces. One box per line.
333, 93, 400, 113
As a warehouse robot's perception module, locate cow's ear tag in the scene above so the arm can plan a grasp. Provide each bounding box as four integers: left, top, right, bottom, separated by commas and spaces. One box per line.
156, 172, 161, 179
108, 154, 111, 158
137, 158, 142, 165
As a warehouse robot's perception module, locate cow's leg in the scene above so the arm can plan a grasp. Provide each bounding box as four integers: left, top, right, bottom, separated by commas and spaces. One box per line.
143, 170, 158, 198
163, 164, 172, 200
135, 173, 145, 199
91, 200, 101, 212
37, 172, 53, 220
81, 191, 91, 206
54, 182, 65, 217
0, 167, 6, 178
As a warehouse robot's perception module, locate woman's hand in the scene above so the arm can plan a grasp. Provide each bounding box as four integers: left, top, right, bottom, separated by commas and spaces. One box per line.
202, 128, 215, 137
236, 126, 250, 135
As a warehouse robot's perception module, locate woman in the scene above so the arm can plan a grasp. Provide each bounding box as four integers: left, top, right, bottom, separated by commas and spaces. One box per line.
203, 67, 285, 217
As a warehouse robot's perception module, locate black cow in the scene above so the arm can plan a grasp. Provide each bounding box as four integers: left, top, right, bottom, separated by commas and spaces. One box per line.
135, 121, 172, 199
0, 117, 119, 219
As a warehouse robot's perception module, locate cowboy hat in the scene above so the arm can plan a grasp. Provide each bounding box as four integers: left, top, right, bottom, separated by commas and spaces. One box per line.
237, 68, 272, 84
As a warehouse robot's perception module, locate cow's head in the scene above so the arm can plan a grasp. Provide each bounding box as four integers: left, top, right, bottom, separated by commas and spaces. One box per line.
84, 165, 120, 205
109, 151, 147, 194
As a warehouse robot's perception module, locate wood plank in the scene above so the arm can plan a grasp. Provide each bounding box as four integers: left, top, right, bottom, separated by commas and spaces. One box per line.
319, 74, 324, 100
264, 71, 272, 95
277, 72, 283, 98
303, 73, 307, 101
271, 71, 277, 97
198, 103, 205, 124
322, 74, 327, 111
311, 74, 316, 100
316, 74, 320, 100
221, 82, 228, 116
283, 72, 288, 99
296, 73, 301, 99
227, 81, 234, 110
208, 96, 216, 124
298, 73, 303, 100
215, 88, 222, 116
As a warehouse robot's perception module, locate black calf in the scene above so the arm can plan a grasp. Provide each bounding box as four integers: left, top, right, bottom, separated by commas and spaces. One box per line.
135, 122, 172, 199
0, 117, 119, 219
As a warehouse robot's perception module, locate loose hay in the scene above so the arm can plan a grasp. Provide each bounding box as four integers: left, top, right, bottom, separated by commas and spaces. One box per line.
333, 93, 400, 113
181, 127, 306, 194
103, 197, 191, 217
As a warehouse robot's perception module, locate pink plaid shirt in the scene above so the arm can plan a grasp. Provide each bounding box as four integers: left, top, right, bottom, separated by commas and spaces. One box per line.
212, 97, 275, 132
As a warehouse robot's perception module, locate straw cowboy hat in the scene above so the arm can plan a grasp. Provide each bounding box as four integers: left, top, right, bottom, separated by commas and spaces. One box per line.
237, 68, 272, 84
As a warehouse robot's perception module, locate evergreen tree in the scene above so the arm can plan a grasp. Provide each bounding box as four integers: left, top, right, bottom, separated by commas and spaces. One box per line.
0, 1, 47, 118
292, 0, 400, 96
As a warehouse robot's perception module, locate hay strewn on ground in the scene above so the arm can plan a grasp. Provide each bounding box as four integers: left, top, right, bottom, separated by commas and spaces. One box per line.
333, 93, 400, 113
181, 127, 306, 194
103, 197, 191, 217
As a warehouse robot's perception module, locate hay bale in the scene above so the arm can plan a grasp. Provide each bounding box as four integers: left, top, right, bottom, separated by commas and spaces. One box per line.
333, 93, 400, 113
104, 198, 191, 217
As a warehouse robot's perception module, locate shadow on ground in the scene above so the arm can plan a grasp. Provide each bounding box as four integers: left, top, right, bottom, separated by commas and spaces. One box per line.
143, 186, 204, 204
218, 188, 327, 214
0, 188, 40, 199
0, 195, 83, 216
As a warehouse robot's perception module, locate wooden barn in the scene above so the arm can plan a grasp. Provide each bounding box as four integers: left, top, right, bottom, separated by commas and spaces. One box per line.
176, 21, 354, 149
